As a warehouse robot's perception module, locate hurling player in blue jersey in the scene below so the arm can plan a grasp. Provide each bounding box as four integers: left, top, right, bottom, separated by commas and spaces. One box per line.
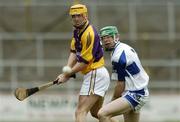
98, 26, 149, 122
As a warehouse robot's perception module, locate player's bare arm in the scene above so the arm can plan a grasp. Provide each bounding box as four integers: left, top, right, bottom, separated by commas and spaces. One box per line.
67, 52, 77, 67
111, 81, 125, 101
71, 62, 87, 74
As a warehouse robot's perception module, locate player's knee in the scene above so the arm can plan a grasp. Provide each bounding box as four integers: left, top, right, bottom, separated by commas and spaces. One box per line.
75, 109, 87, 118
97, 108, 108, 119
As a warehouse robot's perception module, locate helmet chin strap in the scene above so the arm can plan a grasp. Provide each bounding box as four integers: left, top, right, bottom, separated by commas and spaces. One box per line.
113, 35, 119, 44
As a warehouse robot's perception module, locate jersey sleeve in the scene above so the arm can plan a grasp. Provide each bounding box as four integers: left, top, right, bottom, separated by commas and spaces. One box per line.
125, 48, 140, 76
70, 38, 76, 53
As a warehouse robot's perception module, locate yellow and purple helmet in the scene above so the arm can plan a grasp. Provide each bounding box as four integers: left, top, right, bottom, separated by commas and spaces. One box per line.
69, 4, 88, 16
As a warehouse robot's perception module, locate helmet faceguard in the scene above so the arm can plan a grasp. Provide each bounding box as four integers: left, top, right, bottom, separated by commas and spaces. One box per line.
100, 26, 119, 51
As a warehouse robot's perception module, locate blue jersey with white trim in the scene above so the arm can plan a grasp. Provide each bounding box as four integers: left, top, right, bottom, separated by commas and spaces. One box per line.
111, 42, 149, 91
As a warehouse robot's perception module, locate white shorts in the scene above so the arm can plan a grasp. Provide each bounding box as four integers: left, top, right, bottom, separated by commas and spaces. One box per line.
80, 66, 110, 97
122, 87, 149, 112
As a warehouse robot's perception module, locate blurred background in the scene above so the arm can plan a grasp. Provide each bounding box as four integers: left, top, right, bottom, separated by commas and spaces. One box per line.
0, 0, 180, 122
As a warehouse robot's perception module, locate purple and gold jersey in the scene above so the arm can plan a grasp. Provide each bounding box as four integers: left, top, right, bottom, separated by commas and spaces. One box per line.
70, 21, 104, 74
